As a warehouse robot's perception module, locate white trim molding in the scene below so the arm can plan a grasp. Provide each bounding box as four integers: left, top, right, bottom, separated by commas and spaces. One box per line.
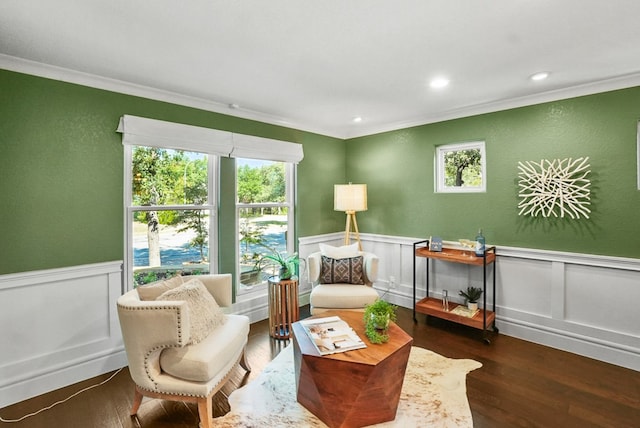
0, 261, 126, 408
1, 239, 637, 407
3, 54, 640, 140
0, 54, 330, 137
300, 233, 640, 371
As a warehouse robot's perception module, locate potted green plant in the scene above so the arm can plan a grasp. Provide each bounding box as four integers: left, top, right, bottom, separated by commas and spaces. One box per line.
459, 286, 483, 311
256, 248, 304, 280
363, 299, 398, 344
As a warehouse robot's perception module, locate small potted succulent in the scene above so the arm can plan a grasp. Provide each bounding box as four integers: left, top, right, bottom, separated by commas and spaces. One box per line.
363, 299, 398, 344
458, 286, 483, 311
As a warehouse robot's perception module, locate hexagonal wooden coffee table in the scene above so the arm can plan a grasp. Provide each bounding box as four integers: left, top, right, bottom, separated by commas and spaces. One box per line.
292, 310, 413, 428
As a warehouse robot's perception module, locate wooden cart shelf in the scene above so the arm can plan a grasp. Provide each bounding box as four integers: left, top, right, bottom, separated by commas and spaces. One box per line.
415, 297, 496, 331
412, 239, 498, 343
415, 247, 496, 265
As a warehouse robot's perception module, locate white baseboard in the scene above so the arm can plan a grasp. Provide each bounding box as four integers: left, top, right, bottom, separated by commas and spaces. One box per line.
497, 315, 640, 371
0, 261, 125, 408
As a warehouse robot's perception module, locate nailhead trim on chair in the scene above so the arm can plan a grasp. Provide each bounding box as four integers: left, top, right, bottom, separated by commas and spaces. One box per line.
118, 301, 245, 399
118, 303, 185, 390
135, 350, 242, 398
118, 303, 184, 342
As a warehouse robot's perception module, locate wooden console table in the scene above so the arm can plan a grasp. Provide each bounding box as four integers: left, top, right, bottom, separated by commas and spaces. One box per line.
268, 276, 299, 340
412, 240, 498, 343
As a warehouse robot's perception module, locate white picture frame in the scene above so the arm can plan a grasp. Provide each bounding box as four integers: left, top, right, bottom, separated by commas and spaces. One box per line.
435, 141, 486, 193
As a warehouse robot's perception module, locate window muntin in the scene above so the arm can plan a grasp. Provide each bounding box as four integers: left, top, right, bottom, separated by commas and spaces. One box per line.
125, 146, 216, 288
236, 159, 294, 291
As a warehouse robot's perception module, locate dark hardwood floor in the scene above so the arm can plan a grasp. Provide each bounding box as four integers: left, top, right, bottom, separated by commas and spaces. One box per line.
1, 305, 638, 427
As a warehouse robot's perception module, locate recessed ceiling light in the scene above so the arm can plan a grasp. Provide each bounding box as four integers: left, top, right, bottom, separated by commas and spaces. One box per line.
352, 116, 363, 123
530, 72, 550, 81
429, 77, 450, 89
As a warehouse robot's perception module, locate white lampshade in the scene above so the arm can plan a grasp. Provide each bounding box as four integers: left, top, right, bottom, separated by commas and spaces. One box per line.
334, 184, 367, 212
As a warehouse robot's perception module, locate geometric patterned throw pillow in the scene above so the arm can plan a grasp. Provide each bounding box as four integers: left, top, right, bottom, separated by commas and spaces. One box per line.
320, 255, 365, 285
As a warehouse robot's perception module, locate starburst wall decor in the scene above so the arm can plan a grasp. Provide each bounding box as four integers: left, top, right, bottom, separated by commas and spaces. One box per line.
517, 157, 591, 219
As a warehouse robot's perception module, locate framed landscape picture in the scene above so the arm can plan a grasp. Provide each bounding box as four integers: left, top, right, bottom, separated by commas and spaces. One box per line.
435, 141, 486, 193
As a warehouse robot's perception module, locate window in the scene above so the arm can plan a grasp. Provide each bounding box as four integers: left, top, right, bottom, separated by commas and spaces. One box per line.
236, 158, 295, 291
125, 146, 217, 288
118, 115, 304, 292
435, 141, 486, 193
118, 115, 233, 290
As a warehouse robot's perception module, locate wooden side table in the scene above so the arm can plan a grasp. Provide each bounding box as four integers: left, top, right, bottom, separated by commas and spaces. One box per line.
268, 276, 300, 340
292, 310, 413, 427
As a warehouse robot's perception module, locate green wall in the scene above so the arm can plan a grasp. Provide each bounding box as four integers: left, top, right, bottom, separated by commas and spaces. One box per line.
346, 87, 640, 258
2, 68, 639, 276
0, 70, 344, 275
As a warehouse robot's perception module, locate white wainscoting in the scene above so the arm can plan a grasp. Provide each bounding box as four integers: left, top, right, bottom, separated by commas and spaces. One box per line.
5, 238, 635, 408
0, 261, 126, 408
299, 234, 640, 371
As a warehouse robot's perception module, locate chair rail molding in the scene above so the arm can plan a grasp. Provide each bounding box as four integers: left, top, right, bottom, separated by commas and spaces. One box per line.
300, 233, 640, 371
0, 261, 126, 408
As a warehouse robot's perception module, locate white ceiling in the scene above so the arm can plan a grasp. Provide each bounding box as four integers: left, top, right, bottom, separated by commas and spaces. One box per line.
2, 0, 640, 139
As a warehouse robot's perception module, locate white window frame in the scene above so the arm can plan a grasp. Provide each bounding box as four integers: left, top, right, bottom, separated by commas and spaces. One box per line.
118, 115, 304, 293
235, 161, 296, 299
435, 141, 487, 193
123, 146, 218, 291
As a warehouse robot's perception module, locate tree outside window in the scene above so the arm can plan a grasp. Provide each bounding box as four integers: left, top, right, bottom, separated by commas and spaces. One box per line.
129, 147, 212, 286
436, 141, 486, 193
236, 159, 292, 288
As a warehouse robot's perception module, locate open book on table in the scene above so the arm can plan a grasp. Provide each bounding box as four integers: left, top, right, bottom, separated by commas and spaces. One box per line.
300, 316, 367, 355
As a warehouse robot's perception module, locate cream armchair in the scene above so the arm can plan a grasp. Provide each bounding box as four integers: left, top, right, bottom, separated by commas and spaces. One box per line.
308, 251, 380, 315
117, 274, 250, 428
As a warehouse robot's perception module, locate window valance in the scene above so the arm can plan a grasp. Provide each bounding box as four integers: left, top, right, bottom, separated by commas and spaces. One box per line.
117, 115, 233, 156
230, 133, 304, 163
117, 115, 304, 163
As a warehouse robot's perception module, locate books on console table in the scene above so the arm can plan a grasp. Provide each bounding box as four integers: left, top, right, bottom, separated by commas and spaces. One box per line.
300, 316, 367, 355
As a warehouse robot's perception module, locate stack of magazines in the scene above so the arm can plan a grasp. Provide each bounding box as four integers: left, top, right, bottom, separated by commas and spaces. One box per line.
300, 316, 367, 355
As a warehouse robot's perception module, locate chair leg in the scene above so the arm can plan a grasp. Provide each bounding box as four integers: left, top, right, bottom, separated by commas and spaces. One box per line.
239, 347, 252, 372
130, 387, 144, 416
197, 397, 213, 428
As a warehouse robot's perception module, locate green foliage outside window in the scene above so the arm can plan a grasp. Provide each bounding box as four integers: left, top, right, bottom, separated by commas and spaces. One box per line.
444, 149, 482, 187
237, 163, 285, 205
132, 147, 209, 268
237, 161, 289, 286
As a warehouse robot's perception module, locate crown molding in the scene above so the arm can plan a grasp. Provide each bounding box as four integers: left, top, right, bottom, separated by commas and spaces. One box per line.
0, 54, 342, 139
3, 54, 639, 141
343, 72, 640, 139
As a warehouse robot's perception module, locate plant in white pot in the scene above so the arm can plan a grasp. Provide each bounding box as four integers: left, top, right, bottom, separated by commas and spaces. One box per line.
458, 286, 483, 311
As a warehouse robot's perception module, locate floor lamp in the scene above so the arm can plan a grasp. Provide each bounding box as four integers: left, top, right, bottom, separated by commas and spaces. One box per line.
334, 183, 367, 251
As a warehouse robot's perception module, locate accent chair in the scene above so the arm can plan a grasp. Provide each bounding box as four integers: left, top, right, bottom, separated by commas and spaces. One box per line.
117, 273, 250, 428
308, 243, 380, 315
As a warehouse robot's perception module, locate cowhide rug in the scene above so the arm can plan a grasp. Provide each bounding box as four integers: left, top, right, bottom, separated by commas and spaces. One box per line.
214, 345, 481, 427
